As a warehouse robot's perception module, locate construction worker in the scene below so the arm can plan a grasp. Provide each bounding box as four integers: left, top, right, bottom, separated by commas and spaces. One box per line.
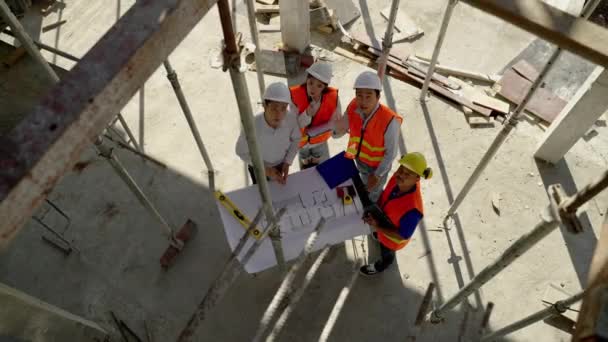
360, 152, 433, 276
290, 62, 342, 169
335, 70, 402, 202
235, 82, 300, 185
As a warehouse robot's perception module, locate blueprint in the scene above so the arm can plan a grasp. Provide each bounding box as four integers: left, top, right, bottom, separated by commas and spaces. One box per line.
216, 167, 369, 273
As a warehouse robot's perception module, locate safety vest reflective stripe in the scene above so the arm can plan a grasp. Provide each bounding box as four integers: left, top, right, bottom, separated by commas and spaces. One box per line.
376, 175, 424, 251
348, 137, 386, 152
344, 99, 402, 168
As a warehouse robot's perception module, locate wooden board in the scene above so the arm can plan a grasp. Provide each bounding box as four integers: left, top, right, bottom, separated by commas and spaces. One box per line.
386, 62, 492, 116
449, 77, 499, 116
498, 68, 567, 123
255, 4, 279, 13
324, 0, 360, 25
380, 7, 423, 40
512, 60, 540, 82
406, 61, 460, 90
256, 0, 275, 4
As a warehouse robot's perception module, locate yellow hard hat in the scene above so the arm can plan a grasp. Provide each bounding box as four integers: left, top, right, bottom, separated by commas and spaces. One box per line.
399, 152, 433, 180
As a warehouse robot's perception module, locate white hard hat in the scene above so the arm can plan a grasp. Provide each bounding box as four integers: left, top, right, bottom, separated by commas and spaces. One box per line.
263, 82, 292, 104
306, 62, 333, 84
353, 71, 382, 91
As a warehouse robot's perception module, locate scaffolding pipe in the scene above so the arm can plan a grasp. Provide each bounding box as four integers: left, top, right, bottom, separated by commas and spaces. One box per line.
265, 245, 331, 342
103, 133, 167, 169
217, 0, 286, 270
0, 0, 59, 83
431, 170, 608, 323
252, 218, 327, 342
163, 59, 216, 186
377, 0, 400, 80
318, 262, 362, 342
2, 28, 80, 62
444, 0, 602, 219
244, 0, 265, 98
481, 291, 584, 341
419, 0, 458, 100
176, 208, 286, 342
94, 137, 176, 241
116, 113, 142, 152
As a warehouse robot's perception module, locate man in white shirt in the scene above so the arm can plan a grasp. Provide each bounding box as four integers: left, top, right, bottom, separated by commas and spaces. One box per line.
235, 82, 300, 185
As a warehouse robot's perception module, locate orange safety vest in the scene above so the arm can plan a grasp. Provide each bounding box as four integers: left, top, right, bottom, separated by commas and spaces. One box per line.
290, 85, 339, 148
376, 176, 424, 251
344, 99, 402, 168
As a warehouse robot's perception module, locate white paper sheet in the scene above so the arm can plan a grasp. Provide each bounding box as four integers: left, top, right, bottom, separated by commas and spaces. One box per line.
217, 167, 369, 273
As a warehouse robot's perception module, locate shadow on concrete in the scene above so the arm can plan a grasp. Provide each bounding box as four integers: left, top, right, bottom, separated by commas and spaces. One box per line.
0, 120, 518, 341
535, 158, 597, 287
419, 101, 483, 310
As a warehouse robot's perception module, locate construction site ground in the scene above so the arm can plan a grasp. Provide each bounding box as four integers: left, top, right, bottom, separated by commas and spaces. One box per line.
1, 0, 607, 341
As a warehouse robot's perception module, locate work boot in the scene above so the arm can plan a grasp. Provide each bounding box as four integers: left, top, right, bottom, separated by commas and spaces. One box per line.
359, 264, 381, 276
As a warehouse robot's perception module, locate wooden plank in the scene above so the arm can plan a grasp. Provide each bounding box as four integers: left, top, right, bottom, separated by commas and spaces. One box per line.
255, 4, 279, 13
0, 0, 220, 248
380, 6, 423, 40
324, 0, 360, 25
498, 69, 567, 123
471, 92, 510, 114
448, 77, 498, 116
512, 60, 540, 82
405, 61, 460, 90
461, 0, 608, 67
386, 62, 492, 116
256, 0, 275, 4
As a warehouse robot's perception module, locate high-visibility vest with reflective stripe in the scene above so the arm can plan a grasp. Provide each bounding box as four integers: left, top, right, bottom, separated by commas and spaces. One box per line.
377, 176, 424, 251
344, 99, 403, 168
290, 85, 339, 148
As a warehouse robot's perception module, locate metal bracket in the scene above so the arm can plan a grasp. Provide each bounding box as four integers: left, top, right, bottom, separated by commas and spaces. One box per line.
548, 184, 584, 234
221, 32, 246, 72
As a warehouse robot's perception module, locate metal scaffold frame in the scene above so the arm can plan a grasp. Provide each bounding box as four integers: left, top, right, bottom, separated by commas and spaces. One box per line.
1, 0, 608, 340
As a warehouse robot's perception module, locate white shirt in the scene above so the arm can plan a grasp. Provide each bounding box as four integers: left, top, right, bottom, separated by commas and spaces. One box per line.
235, 111, 301, 167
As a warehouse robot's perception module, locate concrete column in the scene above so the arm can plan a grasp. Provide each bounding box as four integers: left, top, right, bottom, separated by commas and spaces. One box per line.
534, 66, 608, 164
279, 0, 310, 53
0, 283, 109, 341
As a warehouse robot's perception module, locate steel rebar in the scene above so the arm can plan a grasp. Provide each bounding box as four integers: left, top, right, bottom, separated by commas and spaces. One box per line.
444, 0, 602, 220
419, 0, 458, 100
176, 208, 287, 342
217, 0, 286, 270
252, 218, 327, 342
0, 0, 59, 82
481, 291, 584, 341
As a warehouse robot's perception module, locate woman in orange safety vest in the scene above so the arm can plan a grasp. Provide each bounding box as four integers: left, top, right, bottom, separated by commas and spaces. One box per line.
290, 62, 342, 169
360, 152, 433, 276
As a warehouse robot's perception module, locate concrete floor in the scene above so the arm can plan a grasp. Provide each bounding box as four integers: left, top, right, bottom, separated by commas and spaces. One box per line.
1, 0, 607, 341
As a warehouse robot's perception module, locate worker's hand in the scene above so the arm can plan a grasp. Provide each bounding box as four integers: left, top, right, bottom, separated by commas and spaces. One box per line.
362, 212, 379, 227
334, 115, 348, 135
367, 174, 379, 191
278, 163, 290, 185
306, 101, 320, 117
265, 166, 282, 183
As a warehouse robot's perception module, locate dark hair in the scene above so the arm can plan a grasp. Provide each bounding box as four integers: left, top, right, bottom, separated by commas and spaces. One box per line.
305, 75, 329, 94
375, 90, 380, 97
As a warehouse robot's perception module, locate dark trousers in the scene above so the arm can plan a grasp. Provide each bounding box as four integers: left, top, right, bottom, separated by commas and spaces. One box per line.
374, 241, 395, 272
